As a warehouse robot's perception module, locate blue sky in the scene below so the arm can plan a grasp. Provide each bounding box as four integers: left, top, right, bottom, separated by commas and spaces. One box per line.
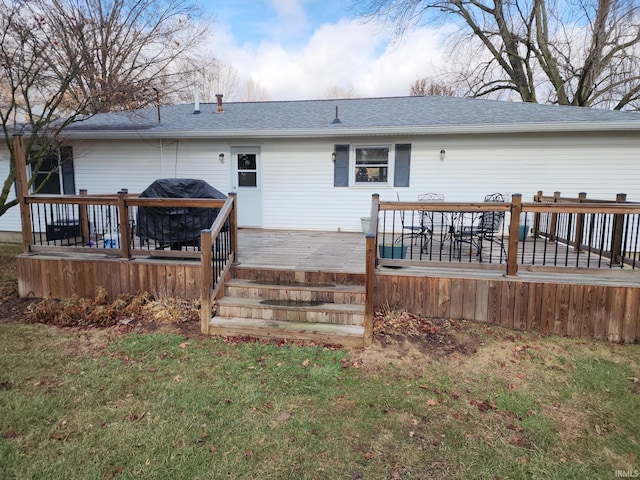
203, 0, 449, 101
211, 0, 349, 48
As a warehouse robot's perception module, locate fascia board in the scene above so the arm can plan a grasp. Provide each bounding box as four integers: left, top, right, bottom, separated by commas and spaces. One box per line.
62, 121, 640, 140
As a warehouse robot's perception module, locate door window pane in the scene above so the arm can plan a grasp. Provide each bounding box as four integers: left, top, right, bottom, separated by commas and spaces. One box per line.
237, 154, 256, 170
238, 172, 257, 187
236, 153, 257, 187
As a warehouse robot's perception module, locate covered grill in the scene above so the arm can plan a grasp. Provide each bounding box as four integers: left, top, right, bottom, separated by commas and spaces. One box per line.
136, 179, 226, 249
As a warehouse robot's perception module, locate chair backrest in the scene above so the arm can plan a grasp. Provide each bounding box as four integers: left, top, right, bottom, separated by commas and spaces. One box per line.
418, 193, 445, 202
480, 193, 505, 233
484, 193, 505, 203
480, 211, 504, 233
418, 193, 445, 230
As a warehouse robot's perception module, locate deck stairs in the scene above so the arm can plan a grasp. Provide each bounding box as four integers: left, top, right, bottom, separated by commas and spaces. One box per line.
210, 272, 366, 347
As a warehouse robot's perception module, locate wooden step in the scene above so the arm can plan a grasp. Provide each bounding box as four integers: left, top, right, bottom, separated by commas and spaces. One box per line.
216, 297, 365, 326
224, 279, 365, 304
209, 317, 365, 347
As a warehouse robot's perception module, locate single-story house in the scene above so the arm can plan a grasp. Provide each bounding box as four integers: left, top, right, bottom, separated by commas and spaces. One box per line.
2, 95, 640, 238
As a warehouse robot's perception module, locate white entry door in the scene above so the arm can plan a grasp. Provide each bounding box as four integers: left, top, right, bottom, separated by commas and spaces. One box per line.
231, 147, 262, 227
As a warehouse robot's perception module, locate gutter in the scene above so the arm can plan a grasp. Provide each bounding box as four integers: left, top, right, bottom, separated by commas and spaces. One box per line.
61, 121, 640, 141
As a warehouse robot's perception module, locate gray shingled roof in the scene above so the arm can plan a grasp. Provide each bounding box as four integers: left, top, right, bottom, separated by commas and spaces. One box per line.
64, 95, 640, 139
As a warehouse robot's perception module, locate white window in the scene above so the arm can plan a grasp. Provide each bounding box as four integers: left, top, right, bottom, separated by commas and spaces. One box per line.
30, 146, 75, 194
333, 143, 410, 188
354, 146, 389, 184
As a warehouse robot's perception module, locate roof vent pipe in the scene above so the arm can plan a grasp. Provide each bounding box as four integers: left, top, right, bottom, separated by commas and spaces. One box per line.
193, 91, 200, 114
331, 106, 341, 124
215, 94, 224, 113
152, 87, 161, 123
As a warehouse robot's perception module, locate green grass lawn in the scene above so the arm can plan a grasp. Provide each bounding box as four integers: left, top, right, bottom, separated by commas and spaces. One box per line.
1, 243, 639, 478
1, 321, 639, 479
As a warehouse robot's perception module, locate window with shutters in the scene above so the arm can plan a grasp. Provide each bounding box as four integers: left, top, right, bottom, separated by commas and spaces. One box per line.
333, 143, 410, 187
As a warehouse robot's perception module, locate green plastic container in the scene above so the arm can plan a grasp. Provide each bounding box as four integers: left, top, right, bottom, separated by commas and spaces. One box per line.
518, 224, 530, 241
378, 244, 408, 259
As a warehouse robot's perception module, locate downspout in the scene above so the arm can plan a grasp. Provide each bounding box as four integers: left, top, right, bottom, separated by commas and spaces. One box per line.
160, 139, 164, 177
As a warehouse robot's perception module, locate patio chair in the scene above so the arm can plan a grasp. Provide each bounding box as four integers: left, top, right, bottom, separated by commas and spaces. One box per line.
454, 193, 507, 262
417, 193, 453, 250
394, 193, 445, 254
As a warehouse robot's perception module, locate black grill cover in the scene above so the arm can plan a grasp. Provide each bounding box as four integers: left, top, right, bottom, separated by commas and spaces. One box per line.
137, 179, 226, 244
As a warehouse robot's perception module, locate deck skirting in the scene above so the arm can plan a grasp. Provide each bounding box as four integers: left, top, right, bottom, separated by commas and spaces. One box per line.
16, 255, 640, 344
16, 254, 201, 300
376, 272, 639, 343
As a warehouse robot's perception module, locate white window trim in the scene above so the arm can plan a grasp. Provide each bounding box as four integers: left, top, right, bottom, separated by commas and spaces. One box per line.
350, 144, 394, 187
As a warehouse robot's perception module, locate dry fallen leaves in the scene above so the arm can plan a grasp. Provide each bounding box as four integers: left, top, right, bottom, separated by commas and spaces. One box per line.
470, 399, 497, 413
276, 412, 292, 422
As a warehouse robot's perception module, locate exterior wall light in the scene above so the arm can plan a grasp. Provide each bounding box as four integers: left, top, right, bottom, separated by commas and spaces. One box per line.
331, 152, 336, 163
439, 149, 446, 161
219, 153, 225, 163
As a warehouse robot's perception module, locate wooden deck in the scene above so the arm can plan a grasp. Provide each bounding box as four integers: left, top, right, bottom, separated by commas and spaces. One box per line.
234, 229, 639, 344
237, 228, 640, 285
16, 228, 640, 344
236, 228, 366, 271
11, 137, 640, 345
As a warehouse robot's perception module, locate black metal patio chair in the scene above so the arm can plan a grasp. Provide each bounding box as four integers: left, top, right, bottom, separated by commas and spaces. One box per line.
394, 193, 445, 254
454, 193, 507, 262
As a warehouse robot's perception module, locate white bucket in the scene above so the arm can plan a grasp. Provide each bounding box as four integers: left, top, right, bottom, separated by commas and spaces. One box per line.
361, 217, 370, 234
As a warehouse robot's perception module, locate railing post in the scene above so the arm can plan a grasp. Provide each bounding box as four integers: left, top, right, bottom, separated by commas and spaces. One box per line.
574, 192, 587, 252
505, 194, 521, 277
13, 135, 32, 254
532, 190, 542, 237
363, 193, 380, 347
117, 189, 131, 258
228, 192, 238, 264
369, 193, 380, 255
200, 229, 213, 334
611, 193, 627, 266
549, 191, 561, 242
79, 189, 90, 245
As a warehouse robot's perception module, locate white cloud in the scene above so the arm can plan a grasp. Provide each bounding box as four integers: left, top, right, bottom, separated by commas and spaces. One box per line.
209, 17, 449, 101
261, 0, 311, 44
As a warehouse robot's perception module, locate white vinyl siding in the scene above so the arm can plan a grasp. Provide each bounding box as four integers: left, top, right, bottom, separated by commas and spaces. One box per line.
73, 139, 231, 195
2, 131, 640, 234
0, 145, 21, 233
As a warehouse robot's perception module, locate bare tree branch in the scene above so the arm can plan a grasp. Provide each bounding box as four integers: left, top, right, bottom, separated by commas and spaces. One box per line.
0, 0, 209, 218
355, 0, 640, 109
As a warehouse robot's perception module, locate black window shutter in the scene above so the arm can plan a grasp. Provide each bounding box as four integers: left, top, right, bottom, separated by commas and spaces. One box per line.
60, 147, 75, 194
394, 144, 411, 187
333, 144, 349, 187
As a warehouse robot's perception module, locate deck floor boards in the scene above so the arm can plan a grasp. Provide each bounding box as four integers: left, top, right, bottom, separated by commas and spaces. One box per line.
237, 229, 640, 287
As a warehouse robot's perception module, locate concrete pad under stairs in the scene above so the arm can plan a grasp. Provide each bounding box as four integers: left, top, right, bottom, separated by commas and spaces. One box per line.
209, 277, 366, 347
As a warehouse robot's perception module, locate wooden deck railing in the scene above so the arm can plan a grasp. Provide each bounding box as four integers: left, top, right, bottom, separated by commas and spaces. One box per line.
200, 193, 237, 334
363, 193, 380, 346
21, 191, 230, 259
532, 191, 637, 268
371, 193, 640, 275
19, 188, 239, 334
